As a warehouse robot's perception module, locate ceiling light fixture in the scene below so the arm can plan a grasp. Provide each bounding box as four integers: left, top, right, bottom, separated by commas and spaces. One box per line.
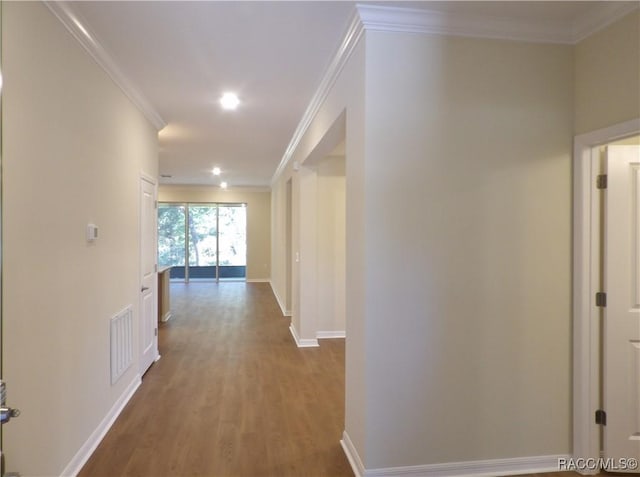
212, 167, 221, 175
220, 181, 228, 189
220, 92, 240, 110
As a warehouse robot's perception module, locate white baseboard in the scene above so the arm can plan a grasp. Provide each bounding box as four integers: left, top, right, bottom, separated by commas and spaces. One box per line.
269, 280, 291, 316
289, 324, 319, 348
341, 431, 365, 477
160, 312, 172, 322
364, 455, 571, 477
341, 431, 569, 477
60, 374, 141, 477
317, 330, 346, 339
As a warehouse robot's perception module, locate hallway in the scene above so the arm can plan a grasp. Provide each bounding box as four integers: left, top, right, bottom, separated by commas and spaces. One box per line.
77, 282, 599, 477
79, 282, 352, 477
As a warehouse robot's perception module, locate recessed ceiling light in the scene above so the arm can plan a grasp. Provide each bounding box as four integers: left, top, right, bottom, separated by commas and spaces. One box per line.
220, 92, 240, 110
220, 181, 228, 189
212, 167, 221, 175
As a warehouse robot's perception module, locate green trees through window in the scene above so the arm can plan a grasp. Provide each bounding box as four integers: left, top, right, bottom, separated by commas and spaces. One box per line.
158, 203, 247, 280
158, 204, 186, 267
187, 205, 217, 267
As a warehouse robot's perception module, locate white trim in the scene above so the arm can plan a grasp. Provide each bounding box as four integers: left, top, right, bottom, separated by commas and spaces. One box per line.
139, 175, 160, 374
357, 3, 639, 45
246, 278, 270, 283
572, 118, 640, 467
271, 3, 638, 186
341, 431, 569, 477
269, 280, 291, 317
572, 2, 639, 43
363, 455, 570, 477
289, 324, 319, 348
60, 375, 141, 477
316, 330, 346, 339
140, 171, 158, 186
271, 8, 364, 184
341, 431, 365, 477
357, 4, 573, 44
43, 1, 166, 131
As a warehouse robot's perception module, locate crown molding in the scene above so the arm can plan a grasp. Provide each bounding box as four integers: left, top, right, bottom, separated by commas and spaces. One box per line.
572, 2, 639, 43
270, 2, 638, 186
271, 7, 364, 185
356, 4, 576, 44
356, 3, 639, 45
43, 1, 166, 131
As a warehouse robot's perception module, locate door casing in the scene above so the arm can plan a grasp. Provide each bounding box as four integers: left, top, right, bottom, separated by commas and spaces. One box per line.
573, 118, 640, 468
140, 174, 159, 375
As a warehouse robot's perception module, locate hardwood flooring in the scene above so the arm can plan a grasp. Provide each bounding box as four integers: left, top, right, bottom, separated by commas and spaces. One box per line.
79, 282, 352, 477
79, 282, 599, 477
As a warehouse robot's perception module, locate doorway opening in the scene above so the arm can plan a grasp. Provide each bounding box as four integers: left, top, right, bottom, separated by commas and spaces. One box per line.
291, 112, 346, 345
572, 118, 640, 468
158, 202, 247, 282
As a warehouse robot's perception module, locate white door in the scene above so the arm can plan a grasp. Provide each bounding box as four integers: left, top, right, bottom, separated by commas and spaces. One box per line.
140, 177, 158, 375
603, 145, 640, 471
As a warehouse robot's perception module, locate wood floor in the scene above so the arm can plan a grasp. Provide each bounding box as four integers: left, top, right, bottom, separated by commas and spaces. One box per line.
79, 282, 598, 477
79, 282, 352, 477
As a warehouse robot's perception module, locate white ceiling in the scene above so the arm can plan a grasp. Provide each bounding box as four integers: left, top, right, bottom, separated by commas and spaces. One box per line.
63, 1, 636, 189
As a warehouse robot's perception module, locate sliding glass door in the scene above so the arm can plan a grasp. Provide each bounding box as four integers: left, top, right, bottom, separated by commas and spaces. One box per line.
158, 203, 246, 281
158, 204, 187, 279
218, 204, 247, 278
188, 205, 218, 279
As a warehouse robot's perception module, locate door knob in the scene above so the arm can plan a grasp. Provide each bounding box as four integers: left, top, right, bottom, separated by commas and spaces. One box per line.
1, 406, 20, 425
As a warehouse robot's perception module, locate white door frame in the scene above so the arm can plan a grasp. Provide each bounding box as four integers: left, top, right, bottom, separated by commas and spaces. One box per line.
140, 172, 159, 373
573, 117, 640, 468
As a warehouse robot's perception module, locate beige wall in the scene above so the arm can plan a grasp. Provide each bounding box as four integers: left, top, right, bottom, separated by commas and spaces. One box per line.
272, 27, 574, 470
316, 156, 346, 333
296, 166, 318, 339
270, 178, 290, 312
158, 186, 271, 281
363, 31, 573, 467
2, 3, 158, 475
575, 10, 640, 134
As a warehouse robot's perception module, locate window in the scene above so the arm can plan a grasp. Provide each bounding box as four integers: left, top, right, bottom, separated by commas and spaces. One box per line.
158, 202, 247, 281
